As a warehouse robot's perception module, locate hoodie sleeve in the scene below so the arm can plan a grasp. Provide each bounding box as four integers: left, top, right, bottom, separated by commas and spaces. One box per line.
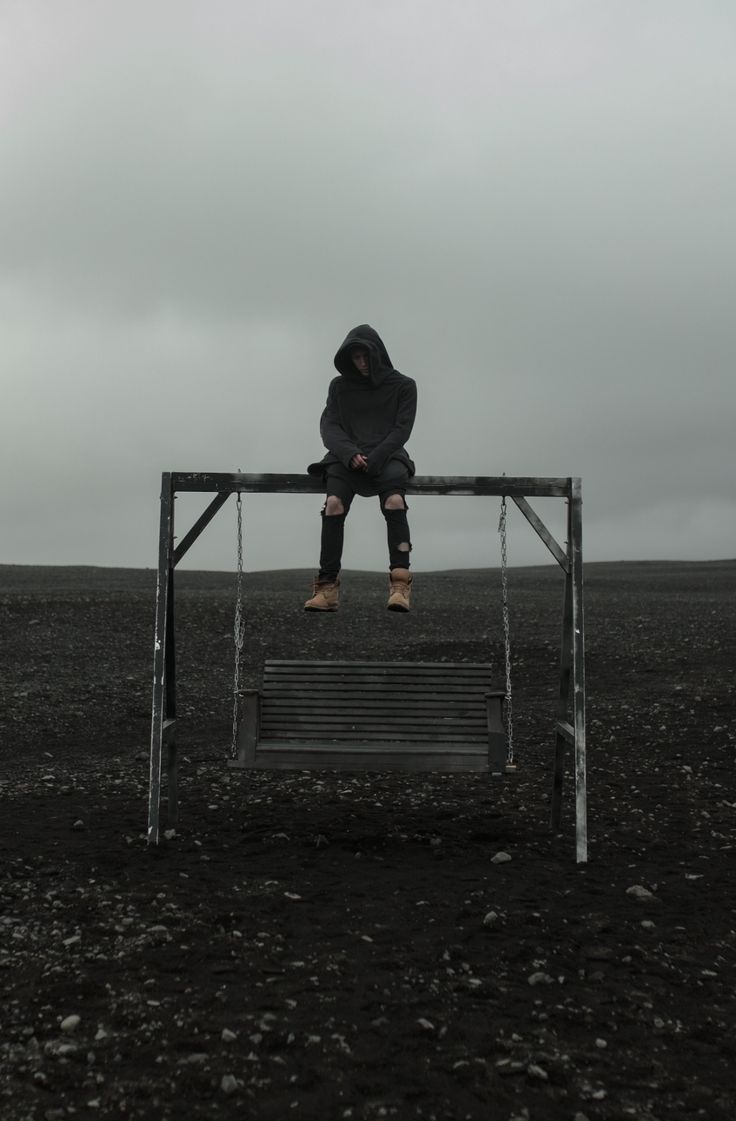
365, 377, 417, 475
319, 379, 362, 467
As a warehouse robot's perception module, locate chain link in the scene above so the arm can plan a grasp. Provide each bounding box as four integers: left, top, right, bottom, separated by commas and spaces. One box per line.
498, 496, 514, 764
231, 492, 245, 759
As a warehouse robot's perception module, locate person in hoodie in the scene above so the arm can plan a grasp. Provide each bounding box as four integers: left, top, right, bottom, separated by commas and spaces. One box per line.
305, 324, 417, 612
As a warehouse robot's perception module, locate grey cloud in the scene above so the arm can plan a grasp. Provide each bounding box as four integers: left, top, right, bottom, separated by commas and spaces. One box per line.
1, 0, 734, 572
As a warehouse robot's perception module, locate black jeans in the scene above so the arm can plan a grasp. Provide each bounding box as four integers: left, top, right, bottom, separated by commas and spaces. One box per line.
318, 461, 412, 580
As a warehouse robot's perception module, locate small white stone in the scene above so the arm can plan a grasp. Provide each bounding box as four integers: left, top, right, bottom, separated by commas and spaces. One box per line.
416, 1018, 435, 1031
60, 1015, 81, 1033
482, 911, 499, 927
626, 884, 655, 901
221, 1028, 237, 1043
491, 851, 512, 864
641, 920, 656, 930
527, 972, 554, 986
220, 1074, 239, 1095
595, 1037, 607, 1048
527, 1063, 548, 1080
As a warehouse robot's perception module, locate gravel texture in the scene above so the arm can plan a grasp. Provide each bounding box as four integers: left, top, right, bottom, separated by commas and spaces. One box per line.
1, 560, 735, 1120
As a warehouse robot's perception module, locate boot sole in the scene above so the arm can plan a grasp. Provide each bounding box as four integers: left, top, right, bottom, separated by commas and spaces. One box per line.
387, 602, 410, 612
304, 605, 338, 612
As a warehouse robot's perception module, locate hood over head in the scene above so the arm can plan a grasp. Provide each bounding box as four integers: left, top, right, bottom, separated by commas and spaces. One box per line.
334, 324, 394, 385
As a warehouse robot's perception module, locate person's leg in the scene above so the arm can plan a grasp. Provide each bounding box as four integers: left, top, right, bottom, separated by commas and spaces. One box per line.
304, 469, 354, 611
318, 493, 349, 581
378, 465, 413, 611
382, 492, 412, 571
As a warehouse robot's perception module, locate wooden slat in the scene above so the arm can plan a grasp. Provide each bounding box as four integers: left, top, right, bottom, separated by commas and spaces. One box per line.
262, 697, 493, 709
265, 659, 492, 668
261, 668, 490, 677
261, 713, 489, 723
263, 722, 484, 732
259, 731, 487, 743
245, 744, 491, 772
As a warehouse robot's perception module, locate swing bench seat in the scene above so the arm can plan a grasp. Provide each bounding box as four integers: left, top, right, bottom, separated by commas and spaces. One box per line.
229, 660, 511, 775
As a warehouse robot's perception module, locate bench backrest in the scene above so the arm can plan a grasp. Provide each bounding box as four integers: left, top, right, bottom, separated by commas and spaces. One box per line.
260, 660, 500, 745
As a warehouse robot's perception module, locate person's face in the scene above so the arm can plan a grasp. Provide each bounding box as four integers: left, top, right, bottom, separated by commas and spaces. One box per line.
351, 348, 370, 376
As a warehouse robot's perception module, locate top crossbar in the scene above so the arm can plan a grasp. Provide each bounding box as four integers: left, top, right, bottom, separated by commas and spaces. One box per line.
170, 472, 573, 497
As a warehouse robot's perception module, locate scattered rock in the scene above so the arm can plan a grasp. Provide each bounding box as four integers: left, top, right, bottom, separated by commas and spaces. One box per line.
527, 1063, 548, 1080
491, 852, 512, 865
221, 1074, 239, 1095
626, 885, 657, 901
60, 1015, 81, 1033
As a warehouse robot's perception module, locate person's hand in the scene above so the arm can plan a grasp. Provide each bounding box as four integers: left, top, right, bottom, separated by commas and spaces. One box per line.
350, 454, 368, 470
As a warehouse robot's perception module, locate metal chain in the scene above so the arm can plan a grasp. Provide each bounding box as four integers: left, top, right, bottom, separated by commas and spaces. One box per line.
231, 492, 245, 759
498, 496, 514, 764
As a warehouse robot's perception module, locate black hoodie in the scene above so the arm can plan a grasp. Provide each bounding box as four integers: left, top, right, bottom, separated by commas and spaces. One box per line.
307, 325, 417, 478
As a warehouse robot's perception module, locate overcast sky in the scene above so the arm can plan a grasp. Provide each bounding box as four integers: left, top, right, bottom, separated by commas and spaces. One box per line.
2, 0, 734, 574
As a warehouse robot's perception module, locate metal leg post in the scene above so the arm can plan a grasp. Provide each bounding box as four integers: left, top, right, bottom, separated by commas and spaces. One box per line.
570, 479, 588, 863
148, 473, 175, 844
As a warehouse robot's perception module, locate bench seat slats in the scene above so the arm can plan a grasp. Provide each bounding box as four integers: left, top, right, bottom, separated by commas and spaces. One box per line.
232, 660, 509, 775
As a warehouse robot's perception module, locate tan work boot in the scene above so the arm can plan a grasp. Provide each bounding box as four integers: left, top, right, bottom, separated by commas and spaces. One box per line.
304, 577, 340, 612
387, 568, 412, 612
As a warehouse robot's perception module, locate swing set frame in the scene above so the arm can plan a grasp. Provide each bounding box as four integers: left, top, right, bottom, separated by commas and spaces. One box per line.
148, 473, 587, 862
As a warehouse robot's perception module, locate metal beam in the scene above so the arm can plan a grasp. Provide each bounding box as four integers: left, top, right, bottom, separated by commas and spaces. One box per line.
170, 472, 573, 498
148, 473, 174, 845
511, 496, 570, 571
173, 492, 231, 566
569, 479, 588, 864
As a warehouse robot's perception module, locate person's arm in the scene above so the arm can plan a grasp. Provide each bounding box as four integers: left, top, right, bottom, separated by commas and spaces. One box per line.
319, 381, 362, 468
364, 379, 417, 475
